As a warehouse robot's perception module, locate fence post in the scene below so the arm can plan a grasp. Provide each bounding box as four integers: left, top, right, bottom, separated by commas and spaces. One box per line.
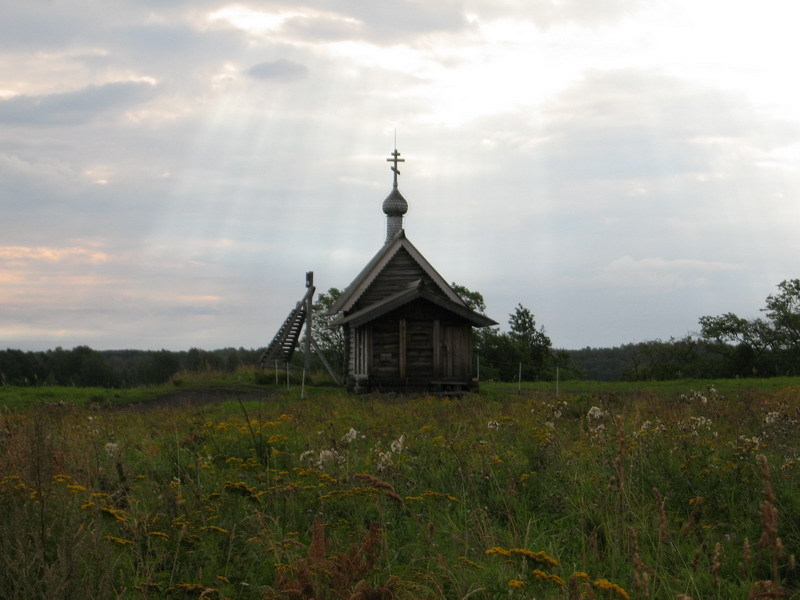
517, 362, 522, 393
556, 366, 559, 396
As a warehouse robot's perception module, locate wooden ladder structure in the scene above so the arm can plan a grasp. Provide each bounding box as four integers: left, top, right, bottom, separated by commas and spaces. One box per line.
258, 300, 308, 366
259, 272, 341, 385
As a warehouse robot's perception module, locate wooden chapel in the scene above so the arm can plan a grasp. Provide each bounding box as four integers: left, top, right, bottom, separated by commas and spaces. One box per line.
327, 150, 496, 393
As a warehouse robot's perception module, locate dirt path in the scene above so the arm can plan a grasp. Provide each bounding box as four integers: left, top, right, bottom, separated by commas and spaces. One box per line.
117, 386, 274, 412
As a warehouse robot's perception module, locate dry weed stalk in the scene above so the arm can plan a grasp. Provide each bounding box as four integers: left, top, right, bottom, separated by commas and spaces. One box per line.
611, 415, 626, 499
710, 542, 722, 587
653, 487, 668, 546
747, 580, 788, 600
680, 497, 703, 538
567, 573, 595, 600
756, 455, 783, 585
629, 526, 653, 597
353, 473, 404, 505
272, 519, 393, 600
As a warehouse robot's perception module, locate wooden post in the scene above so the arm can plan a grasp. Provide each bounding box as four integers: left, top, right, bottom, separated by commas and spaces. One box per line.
304, 271, 314, 377
398, 319, 407, 379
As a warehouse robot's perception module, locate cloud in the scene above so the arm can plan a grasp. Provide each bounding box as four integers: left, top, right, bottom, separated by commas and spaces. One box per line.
593, 256, 743, 290
0, 81, 157, 125
473, 0, 642, 28
248, 59, 309, 82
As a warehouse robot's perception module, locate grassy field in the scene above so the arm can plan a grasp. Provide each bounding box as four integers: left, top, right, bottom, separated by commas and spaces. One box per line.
1, 373, 799, 599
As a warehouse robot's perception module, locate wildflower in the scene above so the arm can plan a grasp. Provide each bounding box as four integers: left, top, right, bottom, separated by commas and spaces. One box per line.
299, 450, 315, 463
593, 578, 630, 599
105, 535, 134, 546
67, 484, 87, 493
509, 548, 559, 567
148, 531, 169, 539
587, 406, 607, 420
376, 451, 393, 472
224, 481, 257, 499
457, 556, 484, 569
104, 442, 119, 457
488, 420, 500, 430
100, 506, 127, 522
317, 449, 338, 469
508, 579, 525, 588
341, 427, 358, 443
201, 525, 230, 534
390, 434, 405, 454
532, 569, 565, 586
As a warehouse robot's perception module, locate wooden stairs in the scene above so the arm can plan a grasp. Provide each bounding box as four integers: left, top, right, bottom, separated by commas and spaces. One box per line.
258, 301, 307, 368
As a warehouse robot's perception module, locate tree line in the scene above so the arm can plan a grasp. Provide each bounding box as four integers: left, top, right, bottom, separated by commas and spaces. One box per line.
2, 279, 798, 387
310, 279, 800, 382
0, 346, 261, 387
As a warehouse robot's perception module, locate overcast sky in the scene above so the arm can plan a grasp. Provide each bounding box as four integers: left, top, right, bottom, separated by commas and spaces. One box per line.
2, 0, 799, 352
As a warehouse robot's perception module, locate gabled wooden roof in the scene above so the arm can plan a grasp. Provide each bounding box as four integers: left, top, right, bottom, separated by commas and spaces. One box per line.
330, 279, 497, 328
327, 229, 466, 315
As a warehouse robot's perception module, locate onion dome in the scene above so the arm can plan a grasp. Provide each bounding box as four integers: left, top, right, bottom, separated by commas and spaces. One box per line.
383, 148, 408, 242
382, 186, 408, 216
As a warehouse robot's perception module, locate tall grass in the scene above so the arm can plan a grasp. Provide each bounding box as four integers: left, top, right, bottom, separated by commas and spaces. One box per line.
0, 380, 798, 598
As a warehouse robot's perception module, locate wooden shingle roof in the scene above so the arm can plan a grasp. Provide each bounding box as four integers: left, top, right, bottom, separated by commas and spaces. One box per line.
327, 229, 466, 315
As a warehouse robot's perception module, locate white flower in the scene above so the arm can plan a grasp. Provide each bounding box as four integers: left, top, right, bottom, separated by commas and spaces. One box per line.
104, 442, 119, 457
587, 406, 607, 420
488, 420, 500, 430
764, 412, 782, 426
390, 434, 405, 454
376, 451, 393, 472
316, 449, 338, 468
299, 450, 315, 463
341, 427, 358, 443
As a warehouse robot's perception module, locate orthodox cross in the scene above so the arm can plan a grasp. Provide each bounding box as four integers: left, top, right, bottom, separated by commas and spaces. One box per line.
386, 149, 404, 188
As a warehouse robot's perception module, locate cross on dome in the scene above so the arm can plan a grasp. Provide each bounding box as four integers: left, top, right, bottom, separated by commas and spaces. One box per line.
386, 149, 404, 188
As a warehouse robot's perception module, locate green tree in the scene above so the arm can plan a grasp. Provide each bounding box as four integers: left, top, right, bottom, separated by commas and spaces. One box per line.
451, 282, 486, 314
508, 303, 552, 379
311, 288, 345, 374
699, 279, 800, 376
764, 279, 800, 352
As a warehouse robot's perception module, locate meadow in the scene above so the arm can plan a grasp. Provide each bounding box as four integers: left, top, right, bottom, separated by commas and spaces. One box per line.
1, 373, 798, 599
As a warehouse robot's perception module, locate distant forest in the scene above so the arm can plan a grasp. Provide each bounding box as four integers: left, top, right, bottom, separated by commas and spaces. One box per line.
0, 337, 791, 388
3, 279, 798, 387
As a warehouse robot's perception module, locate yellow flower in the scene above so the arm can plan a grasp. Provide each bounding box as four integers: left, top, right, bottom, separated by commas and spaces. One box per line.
457, 557, 484, 569
100, 506, 127, 522
201, 525, 230, 534
532, 569, 565, 586
509, 548, 559, 567
148, 531, 169, 539
105, 535, 134, 546
508, 580, 525, 588
593, 578, 630, 600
